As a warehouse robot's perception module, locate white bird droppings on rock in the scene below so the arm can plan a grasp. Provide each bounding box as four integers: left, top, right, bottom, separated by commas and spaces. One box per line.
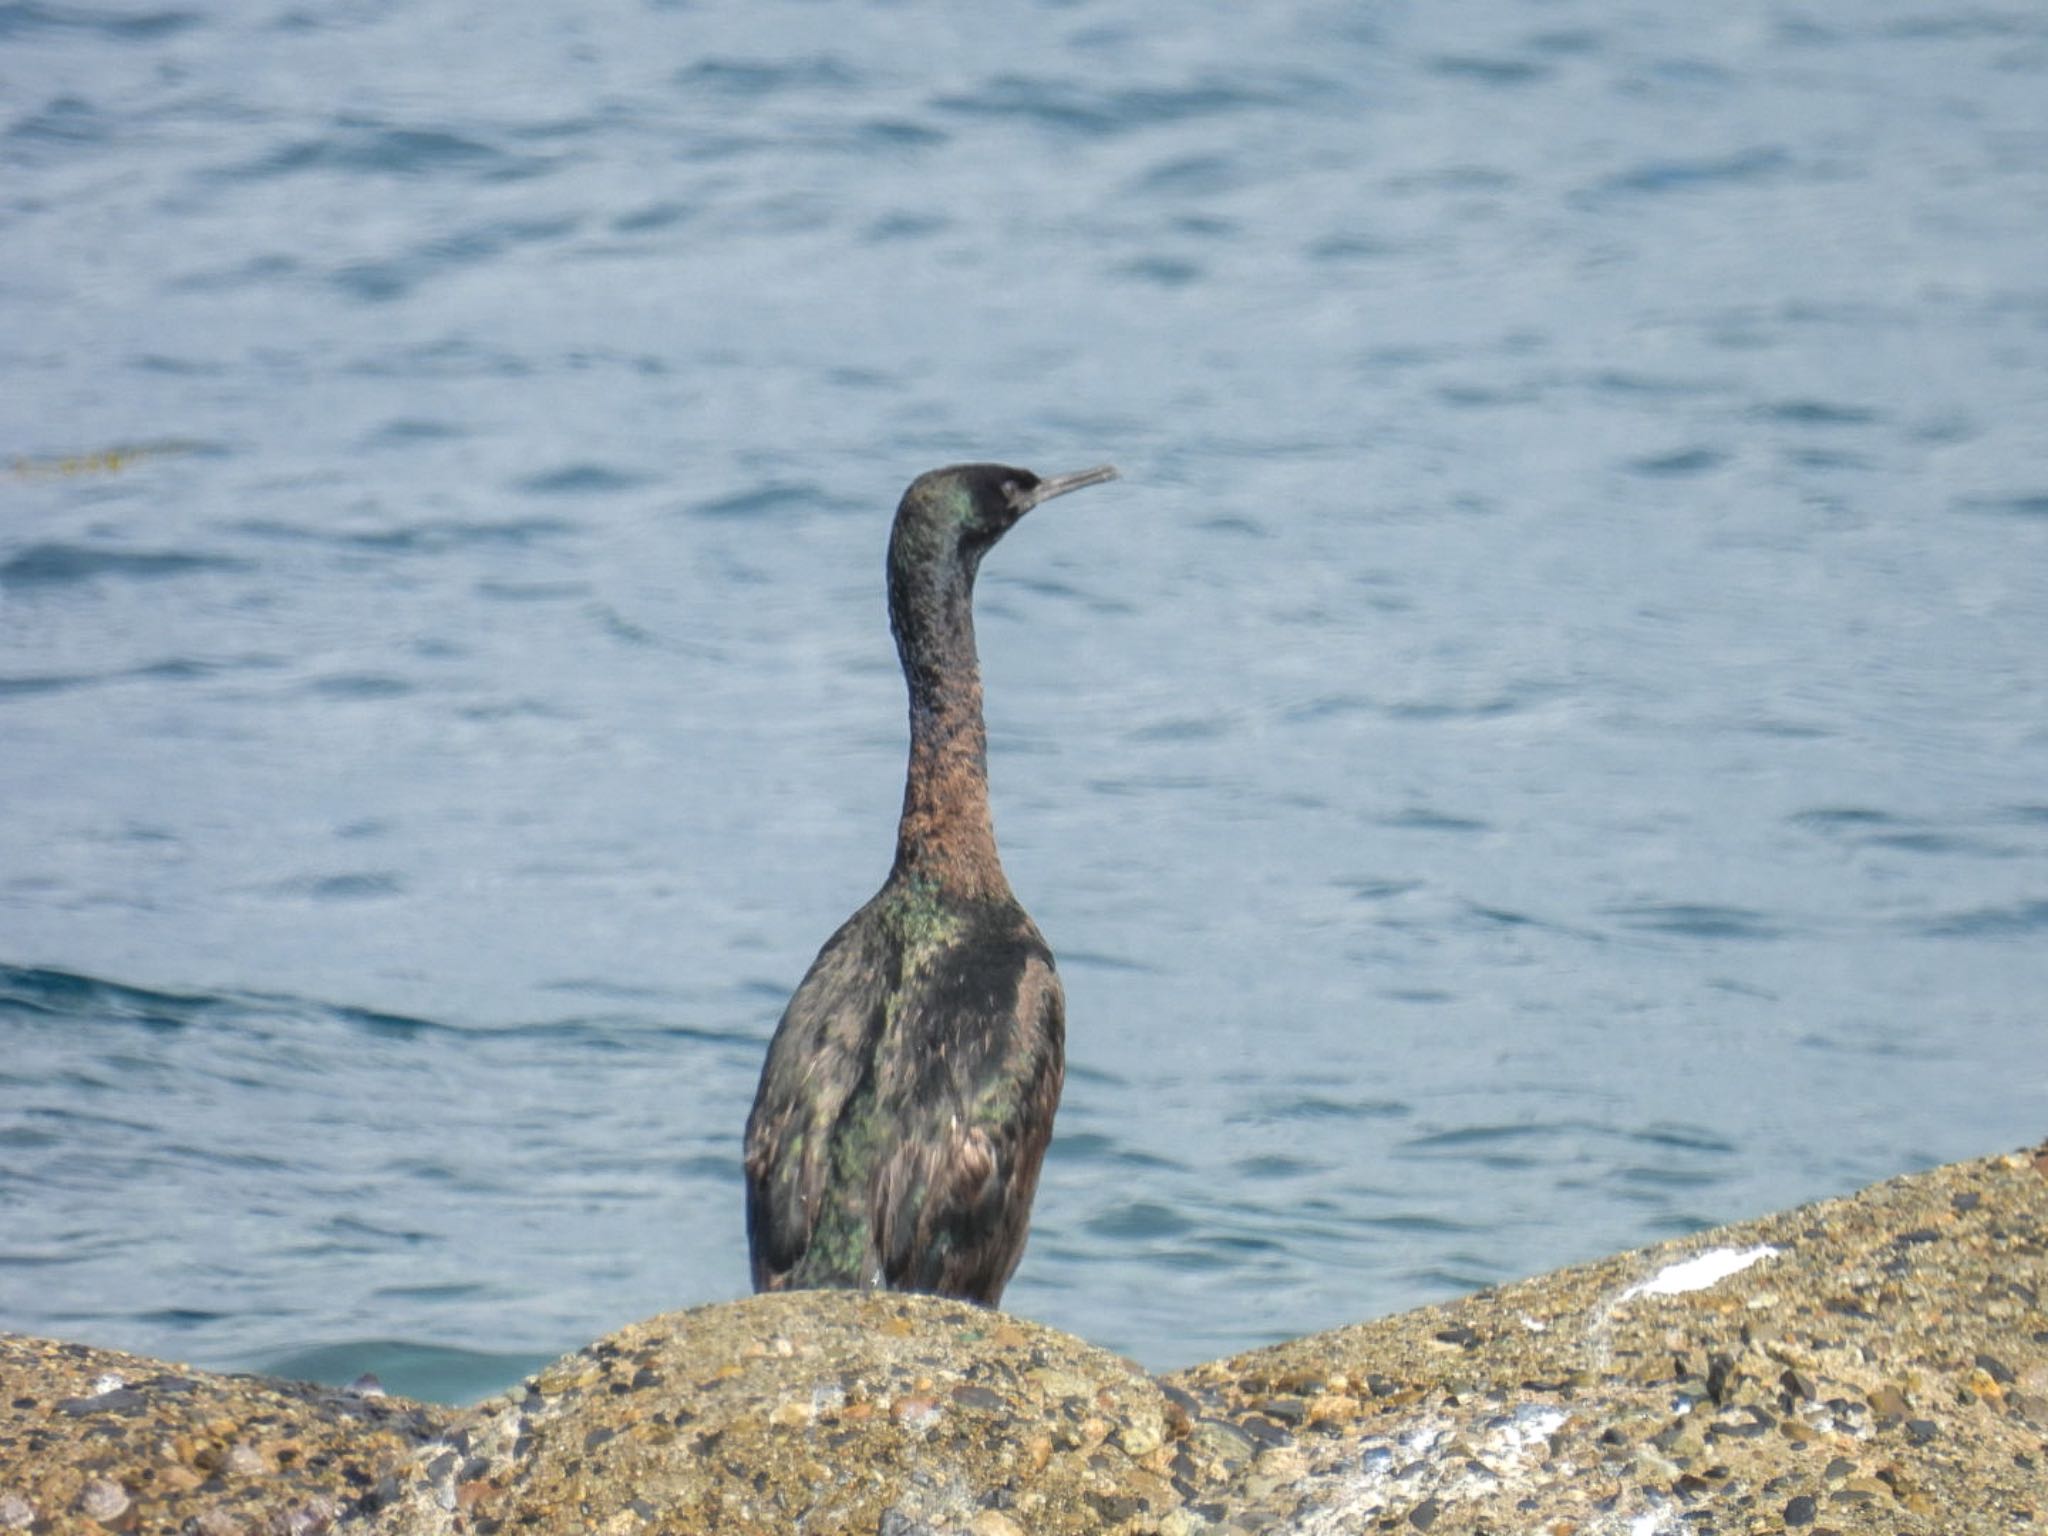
1287, 1403, 1572, 1534
1619, 1244, 1779, 1300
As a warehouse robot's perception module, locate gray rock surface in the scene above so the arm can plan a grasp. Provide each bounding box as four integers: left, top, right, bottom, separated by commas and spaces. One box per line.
4, 1140, 2043, 1533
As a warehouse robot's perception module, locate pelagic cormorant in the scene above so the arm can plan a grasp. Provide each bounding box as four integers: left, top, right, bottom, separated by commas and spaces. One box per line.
744, 462, 1119, 1304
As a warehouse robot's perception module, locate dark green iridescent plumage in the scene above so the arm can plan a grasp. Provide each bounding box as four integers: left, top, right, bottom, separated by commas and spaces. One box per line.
744, 462, 1116, 1304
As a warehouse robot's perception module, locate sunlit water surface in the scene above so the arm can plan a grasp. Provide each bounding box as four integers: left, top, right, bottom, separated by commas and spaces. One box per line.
4, 3, 2046, 1402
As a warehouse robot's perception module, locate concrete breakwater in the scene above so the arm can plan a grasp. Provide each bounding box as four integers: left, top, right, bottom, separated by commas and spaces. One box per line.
3, 1142, 2043, 1535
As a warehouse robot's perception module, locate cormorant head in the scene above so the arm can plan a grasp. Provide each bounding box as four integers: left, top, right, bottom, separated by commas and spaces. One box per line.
889, 462, 1119, 579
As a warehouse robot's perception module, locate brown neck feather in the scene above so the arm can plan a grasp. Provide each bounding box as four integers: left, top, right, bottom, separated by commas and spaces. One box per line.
888, 556, 1009, 901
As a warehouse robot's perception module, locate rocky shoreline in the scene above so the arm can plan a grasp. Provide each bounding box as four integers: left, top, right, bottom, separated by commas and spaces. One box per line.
4, 1140, 2043, 1534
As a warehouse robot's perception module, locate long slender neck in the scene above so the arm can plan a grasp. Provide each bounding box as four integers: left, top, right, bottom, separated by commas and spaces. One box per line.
887, 553, 1008, 900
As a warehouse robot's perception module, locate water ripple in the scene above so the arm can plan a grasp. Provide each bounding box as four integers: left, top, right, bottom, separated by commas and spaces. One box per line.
1051, 1132, 1183, 1172
273, 871, 406, 901
1229, 1094, 1409, 1127
332, 215, 580, 303
1757, 398, 1882, 427
1083, 1200, 1194, 1240
933, 72, 1338, 137
1234, 1153, 1324, 1180
1626, 446, 1728, 476
1593, 146, 1789, 198
0, 3, 198, 41
1957, 491, 2048, 518
0, 544, 247, 587
1791, 808, 2018, 860
304, 674, 412, 701
360, 416, 467, 447
225, 118, 540, 183
0, 672, 94, 697
609, 200, 696, 236
0, 965, 218, 1027
1381, 808, 1490, 835
1427, 55, 1552, 86
675, 56, 862, 97
515, 463, 655, 497
1605, 902, 1789, 941
234, 516, 574, 552
685, 481, 839, 520
5, 93, 109, 153
1914, 900, 2048, 939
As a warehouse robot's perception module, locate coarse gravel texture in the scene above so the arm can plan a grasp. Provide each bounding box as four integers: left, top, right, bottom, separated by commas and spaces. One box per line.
2, 1140, 2042, 1534
378, 1294, 1173, 1536
0, 1333, 446, 1534
1161, 1140, 2048, 1534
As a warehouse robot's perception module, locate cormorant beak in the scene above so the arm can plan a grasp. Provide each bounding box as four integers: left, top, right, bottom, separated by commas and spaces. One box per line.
1011, 464, 1119, 515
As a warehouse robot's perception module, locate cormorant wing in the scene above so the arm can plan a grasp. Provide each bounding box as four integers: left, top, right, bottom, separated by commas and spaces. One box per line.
743, 906, 893, 1290
871, 954, 1065, 1302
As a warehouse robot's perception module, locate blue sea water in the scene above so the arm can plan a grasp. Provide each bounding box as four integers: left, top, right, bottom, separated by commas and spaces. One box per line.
3, 2, 2046, 1404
